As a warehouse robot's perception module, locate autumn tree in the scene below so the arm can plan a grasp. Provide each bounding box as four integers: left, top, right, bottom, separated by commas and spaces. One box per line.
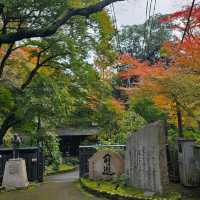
116, 53, 165, 88
160, 3, 200, 39
153, 2, 200, 135
114, 53, 200, 135
0, 0, 125, 145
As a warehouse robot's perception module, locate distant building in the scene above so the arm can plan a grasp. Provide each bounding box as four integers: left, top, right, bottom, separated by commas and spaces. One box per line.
57, 127, 99, 156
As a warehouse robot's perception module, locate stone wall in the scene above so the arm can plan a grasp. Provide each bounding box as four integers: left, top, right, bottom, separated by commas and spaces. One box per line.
125, 121, 169, 194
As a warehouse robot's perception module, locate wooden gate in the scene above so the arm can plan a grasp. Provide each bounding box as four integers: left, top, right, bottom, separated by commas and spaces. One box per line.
166, 144, 180, 183
79, 146, 97, 178
0, 147, 44, 183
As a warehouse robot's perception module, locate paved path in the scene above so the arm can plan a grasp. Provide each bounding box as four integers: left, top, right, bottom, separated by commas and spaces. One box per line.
0, 170, 107, 200
47, 168, 79, 183
2, 169, 199, 200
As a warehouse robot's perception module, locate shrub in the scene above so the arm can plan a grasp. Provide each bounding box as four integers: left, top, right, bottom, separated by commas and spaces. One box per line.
130, 97, 166, 123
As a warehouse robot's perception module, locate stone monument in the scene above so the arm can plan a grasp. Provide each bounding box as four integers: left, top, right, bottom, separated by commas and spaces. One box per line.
125, 121, 169, 194
2, 134, 29, 190
89, 150, 124, 180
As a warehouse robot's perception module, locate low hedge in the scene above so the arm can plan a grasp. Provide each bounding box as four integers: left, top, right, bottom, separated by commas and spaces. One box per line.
80, 178, 181, 200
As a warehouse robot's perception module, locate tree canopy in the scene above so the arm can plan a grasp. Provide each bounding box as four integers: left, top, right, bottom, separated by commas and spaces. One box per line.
0, 0, 124, 44
0, 0, 124, 145
119, 14, 172, 63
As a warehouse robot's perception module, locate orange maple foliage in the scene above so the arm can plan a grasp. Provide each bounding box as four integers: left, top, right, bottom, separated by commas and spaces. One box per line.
0, 46, 40, 63
162, 35, 200, 73
110, 98, 125, 112
160, 1, 200, 73
118, 53, 165, 80
160, 3, 200, 39
82, 95, 100, 109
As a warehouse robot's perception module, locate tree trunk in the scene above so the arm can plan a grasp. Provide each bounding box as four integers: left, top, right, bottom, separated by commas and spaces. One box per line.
37, 115, 41, 146
0, 113, 17, 145
177, 107, 183, 137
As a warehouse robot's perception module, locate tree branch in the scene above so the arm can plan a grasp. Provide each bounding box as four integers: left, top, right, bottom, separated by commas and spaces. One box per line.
0, 112, 19, 145
0, 42, 15, 77
0, 0, 124, 44
20, 53, 60, 90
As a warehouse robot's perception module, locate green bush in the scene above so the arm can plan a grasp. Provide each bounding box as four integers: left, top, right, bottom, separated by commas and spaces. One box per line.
112, 174, 129, 186
131, 97, 166, 123
45, 163, 75, 175
98, 110, 146, 144
41, 129, 62, 169
168, 128, 200, 144
63, 157, 79, 166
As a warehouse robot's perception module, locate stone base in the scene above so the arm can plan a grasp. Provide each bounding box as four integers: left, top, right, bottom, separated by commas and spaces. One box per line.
2, 158, 29, 190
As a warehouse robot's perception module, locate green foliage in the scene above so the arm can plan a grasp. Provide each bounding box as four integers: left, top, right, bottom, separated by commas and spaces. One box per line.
112, 174, 129, 186
45, 163, 75, 176
81, 178, 181, 200
0, 0, 126, 159
97, 98, 124, 143
121, 111, 146, 133
1, 0, 102, 35
21, 126, 62, 169
0, 0, 116, 133
43, 130, 62, 169
168, 128, 178, 143
183, 130, 200, 141
98, 101, 146, 144
168, 128, 200, 144
119, 14, 172, 63
12, 74, 74, 134
63, 157, 80, 166
66, 65, 112, 128
2, 129, 13, 147
0, 85, 14, 115
130, 97, 166, 123
111, 111, 146, 144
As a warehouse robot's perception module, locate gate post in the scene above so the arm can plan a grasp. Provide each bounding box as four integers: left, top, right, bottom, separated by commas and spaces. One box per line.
194, 145, 200, 171
177, 138, 200, 187
79, 146, 97, 178
37, 147, 44, 182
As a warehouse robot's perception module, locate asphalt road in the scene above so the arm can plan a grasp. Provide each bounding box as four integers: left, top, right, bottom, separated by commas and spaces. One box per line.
0, 170, 107, 200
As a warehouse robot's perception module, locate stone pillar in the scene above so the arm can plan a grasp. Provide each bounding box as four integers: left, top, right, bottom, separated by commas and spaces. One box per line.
125, 121, 169, 194
2, 158, 29, 190
177, 138, 200, 187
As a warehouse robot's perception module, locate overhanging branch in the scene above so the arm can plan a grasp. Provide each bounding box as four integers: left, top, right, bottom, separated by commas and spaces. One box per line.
0, 0, 124, 44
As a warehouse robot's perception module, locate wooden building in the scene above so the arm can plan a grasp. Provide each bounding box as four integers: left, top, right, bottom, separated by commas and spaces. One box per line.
57, 127, 99, 156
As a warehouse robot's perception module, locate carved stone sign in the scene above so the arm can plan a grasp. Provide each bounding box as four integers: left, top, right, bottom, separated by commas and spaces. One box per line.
125, 121, 169, 194
89, 150, 124, 180
9, 163, 19, 175
2, 159, 29, 190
